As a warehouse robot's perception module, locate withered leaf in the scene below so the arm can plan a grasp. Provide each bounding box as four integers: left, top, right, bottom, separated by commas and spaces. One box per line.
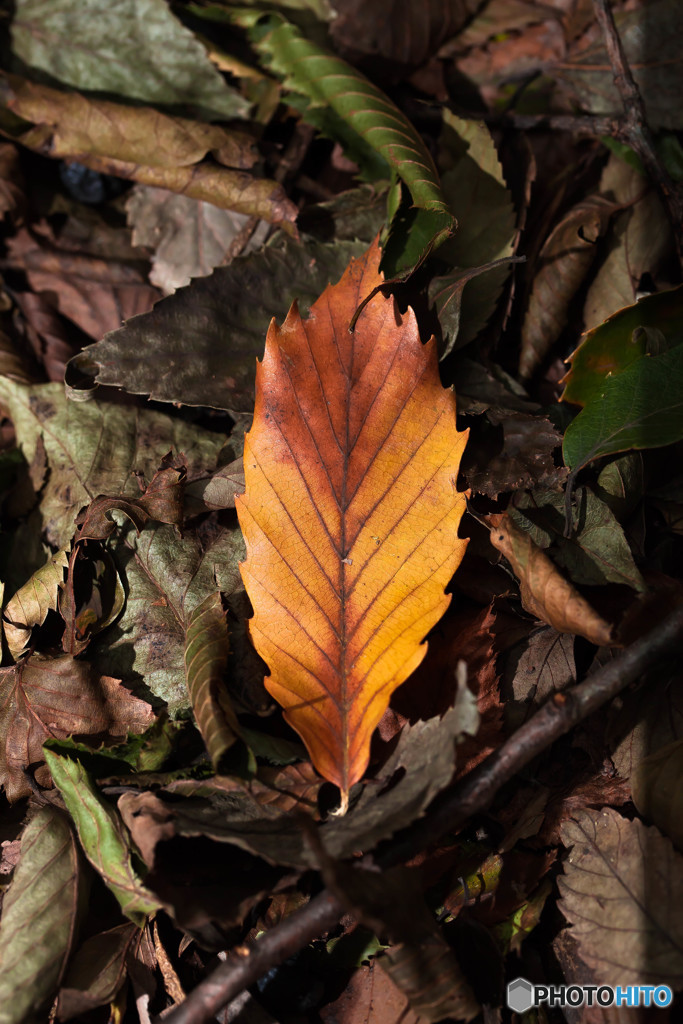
0, 378, 224, 547
519, 195, 616, 379
69, 238, 367, 412
488, 514, 614, 647
462, 410, 566, 498
0, 653, 154, 802
57, 923, 136, 1021
559, 807, 683, 986
2, 545, 69, 658
632, 739, 683, 851
237, 240, 468, 801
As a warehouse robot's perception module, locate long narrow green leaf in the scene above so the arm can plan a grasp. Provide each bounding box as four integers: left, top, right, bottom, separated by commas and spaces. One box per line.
44, 750, 160, 927
235, 10, 454, 274
0, 807, 85, 1024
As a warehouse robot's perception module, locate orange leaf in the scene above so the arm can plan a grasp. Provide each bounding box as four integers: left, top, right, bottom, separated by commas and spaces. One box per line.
236, 241, 468, 803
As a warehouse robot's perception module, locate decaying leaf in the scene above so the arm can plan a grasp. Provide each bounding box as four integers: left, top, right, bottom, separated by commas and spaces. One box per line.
519, 195, 616, 379
57, 923, 137, 1021
0, 654, 155, 802
2, 546, 69, 658
0, 378, 224, 547
45, 750, 161, 926
319, 863, 479, 1022
68, 238, 367, 412
488, 514, 613, 647
184, 592, 242, 772
632, 739, 683, 851
559, 807, 683, 987
126, 186, 269, 295
0, 807, 85, 1024
236, 240, 468, 801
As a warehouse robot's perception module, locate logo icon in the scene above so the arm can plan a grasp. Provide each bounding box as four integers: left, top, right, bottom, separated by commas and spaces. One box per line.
507, 979, 535, 1014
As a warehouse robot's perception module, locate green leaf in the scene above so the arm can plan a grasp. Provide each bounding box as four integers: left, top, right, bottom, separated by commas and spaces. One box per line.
185, 592, 244, 772
563, 285, 683, 408
0, 807, 86, 1024
67, 237, 366, 412
235, 10, 454, 274
563, 345, 683, 471
44, 750, 161, 927
0, 379, 225, 548
2, 546, 69, 658
11, 0, 249, 121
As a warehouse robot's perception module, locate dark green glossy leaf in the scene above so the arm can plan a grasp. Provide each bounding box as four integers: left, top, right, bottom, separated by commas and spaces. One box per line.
563, 345, 683, 471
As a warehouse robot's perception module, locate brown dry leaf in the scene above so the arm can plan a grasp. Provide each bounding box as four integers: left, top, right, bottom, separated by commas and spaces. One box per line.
57, 923, 136, 1021
11, 290, 79, 383
632, 739, 683, 851
488, 514, 613, 646
462, 409, 566, 497
559, 807, 683, 987
3, 74, 255, 169
75, 452, 187, 541
126, 185, 268, 294
0, 141, 24, 222
503, 626, 575, 725
236, 240, 468, 802
320, 962, 428, 1024
0, 654, 155, 801
7, 228, 160, 343
1, 75, 297, 229
519, 195, 617, 379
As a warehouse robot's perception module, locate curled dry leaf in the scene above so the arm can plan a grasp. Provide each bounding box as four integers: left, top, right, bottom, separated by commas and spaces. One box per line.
519, 195, 617, 379
236, 240, 468, 802
57, 923, 137, 1021
488, 514, 613, 647
2, 546, 69, 658
184, 592, 242, 772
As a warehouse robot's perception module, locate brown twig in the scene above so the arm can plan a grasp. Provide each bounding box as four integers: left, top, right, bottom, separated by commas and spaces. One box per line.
590, 0, 683, 261
159, 603, 683, 1024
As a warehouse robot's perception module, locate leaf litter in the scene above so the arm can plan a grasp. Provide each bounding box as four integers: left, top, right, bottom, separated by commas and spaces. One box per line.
0, 0, 682, 1020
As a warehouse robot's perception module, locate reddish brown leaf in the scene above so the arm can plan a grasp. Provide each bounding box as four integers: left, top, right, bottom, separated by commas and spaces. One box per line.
0, 654, 155, 801
236, 240, 468, 802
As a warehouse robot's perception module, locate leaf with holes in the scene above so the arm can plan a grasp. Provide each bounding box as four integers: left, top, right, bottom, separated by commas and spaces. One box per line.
236, 240, 468, 805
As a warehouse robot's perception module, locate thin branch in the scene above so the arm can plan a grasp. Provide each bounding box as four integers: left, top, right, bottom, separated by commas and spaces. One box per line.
590, 0, 683, 261
159, 603, 683, 1024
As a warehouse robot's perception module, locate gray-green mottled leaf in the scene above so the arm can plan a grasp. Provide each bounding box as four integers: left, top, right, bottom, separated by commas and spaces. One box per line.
0, 807, 85, 1024
12, 0, 249, 121
558, 0, 683, 130
68, 238, 365, 412
563, 345, 683, 471
236, 11, 454, 275
0, 379, 225, 548
559, 807, 683, 986
44, 750, 160, 927
185, 591, 242, 771
91, 520, 260, 716
3, 546, 69, 658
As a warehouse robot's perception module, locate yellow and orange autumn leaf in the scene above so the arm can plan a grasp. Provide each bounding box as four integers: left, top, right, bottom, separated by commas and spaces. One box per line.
236, 241, 468, 803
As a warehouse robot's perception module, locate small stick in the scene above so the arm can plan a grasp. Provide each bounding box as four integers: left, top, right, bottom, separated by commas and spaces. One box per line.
159, 603, 683, 1024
